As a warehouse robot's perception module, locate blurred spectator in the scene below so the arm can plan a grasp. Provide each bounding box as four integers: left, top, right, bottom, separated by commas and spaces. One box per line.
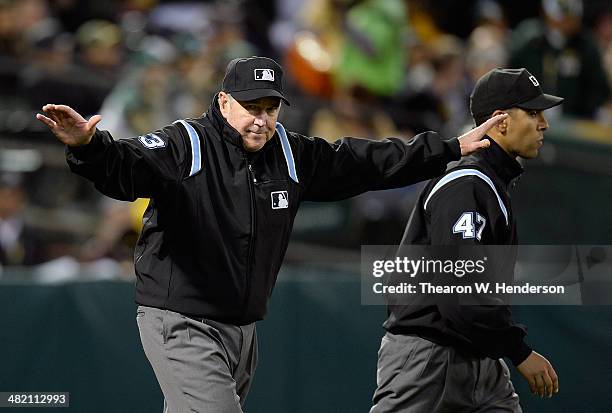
0, 172, 46, 267
205, 3, 258, 73
298, 0, 348, 61
75, 19, 123, 72
241, 0, 277, 57
0, 0, 57, 102
509, 0, 610, 118
50, 0, 122, 33
392, 38, 435, 135
0, 0, 50, 58
465, 0, 510, 81
99, 35, 182, 136
77, 197, 147, 280
428, 35, 472, 135
15, 0, 49, 38
336, 0, 408, 97
406, 0, 444, 44
393, 35, 471, 136
282, 0, 346, 100
20, 19, 123, 117
268, 0, 306, 53
309, 85, 399, 141
0, 0, 19, 57
19, 25, 77, 108
285, 29, 335, 99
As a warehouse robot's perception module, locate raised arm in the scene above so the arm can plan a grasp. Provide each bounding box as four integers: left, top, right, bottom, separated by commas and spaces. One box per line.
36, 104, 191, 201
297, 114, 507, 202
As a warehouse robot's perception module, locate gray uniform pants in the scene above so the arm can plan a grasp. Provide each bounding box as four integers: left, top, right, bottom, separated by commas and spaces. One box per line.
136, 305, 257, 413
370, 333, 522, 413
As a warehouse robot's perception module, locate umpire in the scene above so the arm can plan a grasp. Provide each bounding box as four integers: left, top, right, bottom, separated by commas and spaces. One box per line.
371, 68, 564, 412
37, 56, 503, 413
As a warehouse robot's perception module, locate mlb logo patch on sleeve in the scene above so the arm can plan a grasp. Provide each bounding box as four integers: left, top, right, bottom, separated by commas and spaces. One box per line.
271, 191, 288, 209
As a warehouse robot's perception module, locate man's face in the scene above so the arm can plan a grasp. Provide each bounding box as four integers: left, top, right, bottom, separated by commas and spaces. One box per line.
500, 108, 549, 159
218, 92, 281, 152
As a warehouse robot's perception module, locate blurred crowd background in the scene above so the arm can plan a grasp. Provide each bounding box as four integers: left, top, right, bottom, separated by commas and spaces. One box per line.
0, 0, 610, 280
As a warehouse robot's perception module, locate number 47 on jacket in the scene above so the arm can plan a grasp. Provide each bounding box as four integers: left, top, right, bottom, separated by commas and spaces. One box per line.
453, 212, 486, 241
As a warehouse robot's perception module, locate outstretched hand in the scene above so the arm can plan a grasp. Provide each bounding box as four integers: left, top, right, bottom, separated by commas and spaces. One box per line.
457, 113, 507, 156
36, 104, 102, 147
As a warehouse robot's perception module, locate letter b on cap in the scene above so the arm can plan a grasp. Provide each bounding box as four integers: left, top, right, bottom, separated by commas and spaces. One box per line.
528, 75, 539, 87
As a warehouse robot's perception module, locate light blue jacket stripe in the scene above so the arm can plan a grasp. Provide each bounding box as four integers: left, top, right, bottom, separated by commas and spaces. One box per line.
174, 120, 202, 177
275, 122, 299, 183
424, 168, 509, 225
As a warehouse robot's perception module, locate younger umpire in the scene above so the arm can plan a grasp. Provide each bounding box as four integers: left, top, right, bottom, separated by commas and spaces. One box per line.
371, 68, 563, 412
37, 56, 503, 413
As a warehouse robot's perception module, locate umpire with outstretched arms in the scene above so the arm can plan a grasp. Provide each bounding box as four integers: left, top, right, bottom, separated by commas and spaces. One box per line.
371, 68, 563, 412
37, 56, 503, 413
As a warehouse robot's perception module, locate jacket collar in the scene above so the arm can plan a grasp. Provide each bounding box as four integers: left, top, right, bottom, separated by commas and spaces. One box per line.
476, 136, 524, 186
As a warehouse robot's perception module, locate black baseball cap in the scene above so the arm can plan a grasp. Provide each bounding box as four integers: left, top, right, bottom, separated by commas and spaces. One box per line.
222, 56, 290, 105
470, 68, 563, 121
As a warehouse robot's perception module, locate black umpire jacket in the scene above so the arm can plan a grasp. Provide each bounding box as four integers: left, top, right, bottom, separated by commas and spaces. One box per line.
384, 138, 533, 366
67, 95, 461, 325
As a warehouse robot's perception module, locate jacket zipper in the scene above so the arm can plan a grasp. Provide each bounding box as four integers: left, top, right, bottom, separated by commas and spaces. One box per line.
243, 160, 257, 317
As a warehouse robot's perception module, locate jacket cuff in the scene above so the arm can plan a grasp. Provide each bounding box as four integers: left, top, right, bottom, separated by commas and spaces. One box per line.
66, 130, 107, 159
444, 137, 461, 161
508, 341, 532, 366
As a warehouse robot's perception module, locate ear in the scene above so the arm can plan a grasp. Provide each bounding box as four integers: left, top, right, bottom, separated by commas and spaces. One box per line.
218, 92, 231, 116
491, 109, 508, 133
218, 92, 227, 107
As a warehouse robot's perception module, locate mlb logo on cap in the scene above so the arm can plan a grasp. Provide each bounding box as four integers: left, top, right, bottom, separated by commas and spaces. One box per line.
271, 191, 289, 209
254, 69, 274, 81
